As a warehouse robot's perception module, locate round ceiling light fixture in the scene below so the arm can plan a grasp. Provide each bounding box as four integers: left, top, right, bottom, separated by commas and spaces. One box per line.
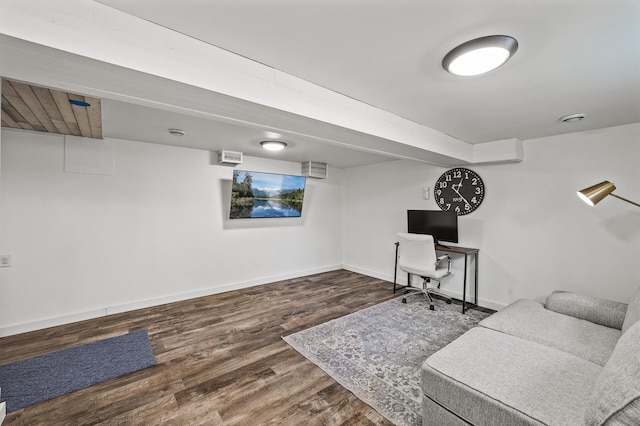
443, 35, 519, 76
260, 140, 288, 151
168, 128, 186, 136
559, 113, 586, 123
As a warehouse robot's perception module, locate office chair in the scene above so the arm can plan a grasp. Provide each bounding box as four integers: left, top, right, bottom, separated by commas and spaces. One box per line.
394, 232, 453, 310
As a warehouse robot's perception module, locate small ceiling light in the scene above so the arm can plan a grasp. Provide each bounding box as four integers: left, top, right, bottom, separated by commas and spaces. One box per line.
260, 141, 287, 151
443, 35, 518, 76
559, 113, 585, 123
168, 128, 185, 136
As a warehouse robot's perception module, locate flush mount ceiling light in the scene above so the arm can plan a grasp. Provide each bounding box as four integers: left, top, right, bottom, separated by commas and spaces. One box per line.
559, 113, 586, 123
443, 35, 518, 76
260, 141, 287, 151
168, 128, 185, 136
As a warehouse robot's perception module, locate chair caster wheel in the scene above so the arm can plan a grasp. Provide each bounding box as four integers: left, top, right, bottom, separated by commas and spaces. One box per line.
429, 305, 435, 311
446, 299, 452, 304
402, 298, 407, 303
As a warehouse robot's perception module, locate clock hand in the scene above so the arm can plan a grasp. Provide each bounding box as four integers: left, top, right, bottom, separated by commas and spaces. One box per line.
452, 179, 463, 196
452, 179, 472, 207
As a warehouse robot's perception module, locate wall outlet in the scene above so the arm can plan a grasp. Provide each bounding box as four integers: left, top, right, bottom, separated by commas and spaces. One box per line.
0, 255, 11, 268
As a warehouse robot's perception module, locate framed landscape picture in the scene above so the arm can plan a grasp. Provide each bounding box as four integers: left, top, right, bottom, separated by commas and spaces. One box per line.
230, 170, 306, 219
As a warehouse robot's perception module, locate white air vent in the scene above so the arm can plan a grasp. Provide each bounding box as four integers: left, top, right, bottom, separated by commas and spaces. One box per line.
218, 150, 243, 165
301, 161, 328, 179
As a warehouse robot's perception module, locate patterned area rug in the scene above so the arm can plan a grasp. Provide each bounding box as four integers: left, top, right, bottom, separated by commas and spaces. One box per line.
283, 297, 490, 425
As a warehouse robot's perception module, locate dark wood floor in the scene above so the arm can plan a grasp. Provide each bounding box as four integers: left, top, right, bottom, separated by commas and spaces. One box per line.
1, 270, 407, 425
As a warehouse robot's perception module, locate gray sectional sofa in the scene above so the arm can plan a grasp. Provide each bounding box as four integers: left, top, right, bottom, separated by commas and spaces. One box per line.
421, 286, 640, 425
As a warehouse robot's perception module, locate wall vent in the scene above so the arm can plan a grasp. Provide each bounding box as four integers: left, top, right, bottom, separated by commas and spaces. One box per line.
218, 150, 243, 166
301, 161, 328, 179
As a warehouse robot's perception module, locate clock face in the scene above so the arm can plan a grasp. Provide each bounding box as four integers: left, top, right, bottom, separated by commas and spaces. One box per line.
435, 168, 485, 215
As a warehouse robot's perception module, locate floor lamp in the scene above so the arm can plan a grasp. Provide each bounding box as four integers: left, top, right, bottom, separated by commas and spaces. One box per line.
577, 181, 640, 208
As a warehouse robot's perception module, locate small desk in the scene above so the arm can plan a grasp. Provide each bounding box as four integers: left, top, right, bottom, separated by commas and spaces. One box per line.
435, 245, 479, 314
393, 243, 479, 314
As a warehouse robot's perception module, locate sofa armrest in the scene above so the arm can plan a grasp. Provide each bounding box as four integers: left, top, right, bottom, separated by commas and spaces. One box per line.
545, 291, 628, 330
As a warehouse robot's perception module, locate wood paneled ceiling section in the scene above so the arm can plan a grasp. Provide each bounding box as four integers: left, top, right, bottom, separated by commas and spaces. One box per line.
1, 79, 102, 139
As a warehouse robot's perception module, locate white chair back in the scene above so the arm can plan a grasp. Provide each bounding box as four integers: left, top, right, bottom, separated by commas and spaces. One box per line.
397, 232, 437, 276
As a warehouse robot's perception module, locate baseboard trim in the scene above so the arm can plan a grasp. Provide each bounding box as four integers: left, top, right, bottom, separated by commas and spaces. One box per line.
106, 264, 342, 316
343, 264, 408, 285
0, 264, 343, 337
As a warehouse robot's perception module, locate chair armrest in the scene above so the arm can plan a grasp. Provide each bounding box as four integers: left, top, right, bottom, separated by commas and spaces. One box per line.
436, 255, 452, 273
545, 291, 628, 330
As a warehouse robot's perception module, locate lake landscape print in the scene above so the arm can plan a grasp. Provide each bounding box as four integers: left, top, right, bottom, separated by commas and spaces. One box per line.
230, 170, 306, 219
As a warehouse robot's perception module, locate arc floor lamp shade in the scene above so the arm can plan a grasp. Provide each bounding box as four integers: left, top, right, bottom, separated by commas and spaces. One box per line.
577, 181, 617, 206
578, 181, 640, 208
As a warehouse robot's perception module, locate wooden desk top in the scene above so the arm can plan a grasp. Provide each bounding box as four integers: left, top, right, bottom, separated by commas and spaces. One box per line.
435, 244, 479, 255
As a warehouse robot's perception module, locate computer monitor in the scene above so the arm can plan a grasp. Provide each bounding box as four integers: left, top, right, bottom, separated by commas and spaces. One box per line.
407, 210, 459, 244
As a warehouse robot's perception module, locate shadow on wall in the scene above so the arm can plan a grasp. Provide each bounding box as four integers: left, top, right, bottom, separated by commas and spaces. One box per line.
479, 253, 522, 305
601, 211, 640, 242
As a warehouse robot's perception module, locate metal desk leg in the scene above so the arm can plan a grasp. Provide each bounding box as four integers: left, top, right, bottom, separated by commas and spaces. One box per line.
474, 252, 479, 306
462, 253, 468, 314
393, 242, 399, 293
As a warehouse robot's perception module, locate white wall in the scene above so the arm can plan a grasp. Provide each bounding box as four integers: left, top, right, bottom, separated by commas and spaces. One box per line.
343, 123, 640, 309
0, 129, 343, 336
2, 123, 639, 335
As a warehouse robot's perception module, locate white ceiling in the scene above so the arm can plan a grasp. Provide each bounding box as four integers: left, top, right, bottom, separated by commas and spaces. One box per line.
97, 0, 640, 145
102, 100, 394, 168
2, 1, 639, 169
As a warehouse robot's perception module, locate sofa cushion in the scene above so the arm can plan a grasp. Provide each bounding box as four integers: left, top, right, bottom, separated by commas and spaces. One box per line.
585, 320, 640, 425
479, 299, 620, 366
422, 327, 601, 426
621, 285, 640, 334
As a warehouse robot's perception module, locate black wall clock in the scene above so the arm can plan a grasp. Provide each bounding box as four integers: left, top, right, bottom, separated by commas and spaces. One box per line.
434, 168, 485, 215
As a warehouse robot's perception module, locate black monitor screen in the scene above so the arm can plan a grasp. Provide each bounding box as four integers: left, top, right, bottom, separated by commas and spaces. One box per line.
407, 210, 458, 244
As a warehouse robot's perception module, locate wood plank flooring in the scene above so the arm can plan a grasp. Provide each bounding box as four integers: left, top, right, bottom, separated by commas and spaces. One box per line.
1, 270, 405, 425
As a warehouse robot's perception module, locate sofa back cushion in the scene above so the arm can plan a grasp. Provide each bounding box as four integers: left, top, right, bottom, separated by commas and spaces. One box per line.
585, 320, 640, 425
621, 285, 640, 334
